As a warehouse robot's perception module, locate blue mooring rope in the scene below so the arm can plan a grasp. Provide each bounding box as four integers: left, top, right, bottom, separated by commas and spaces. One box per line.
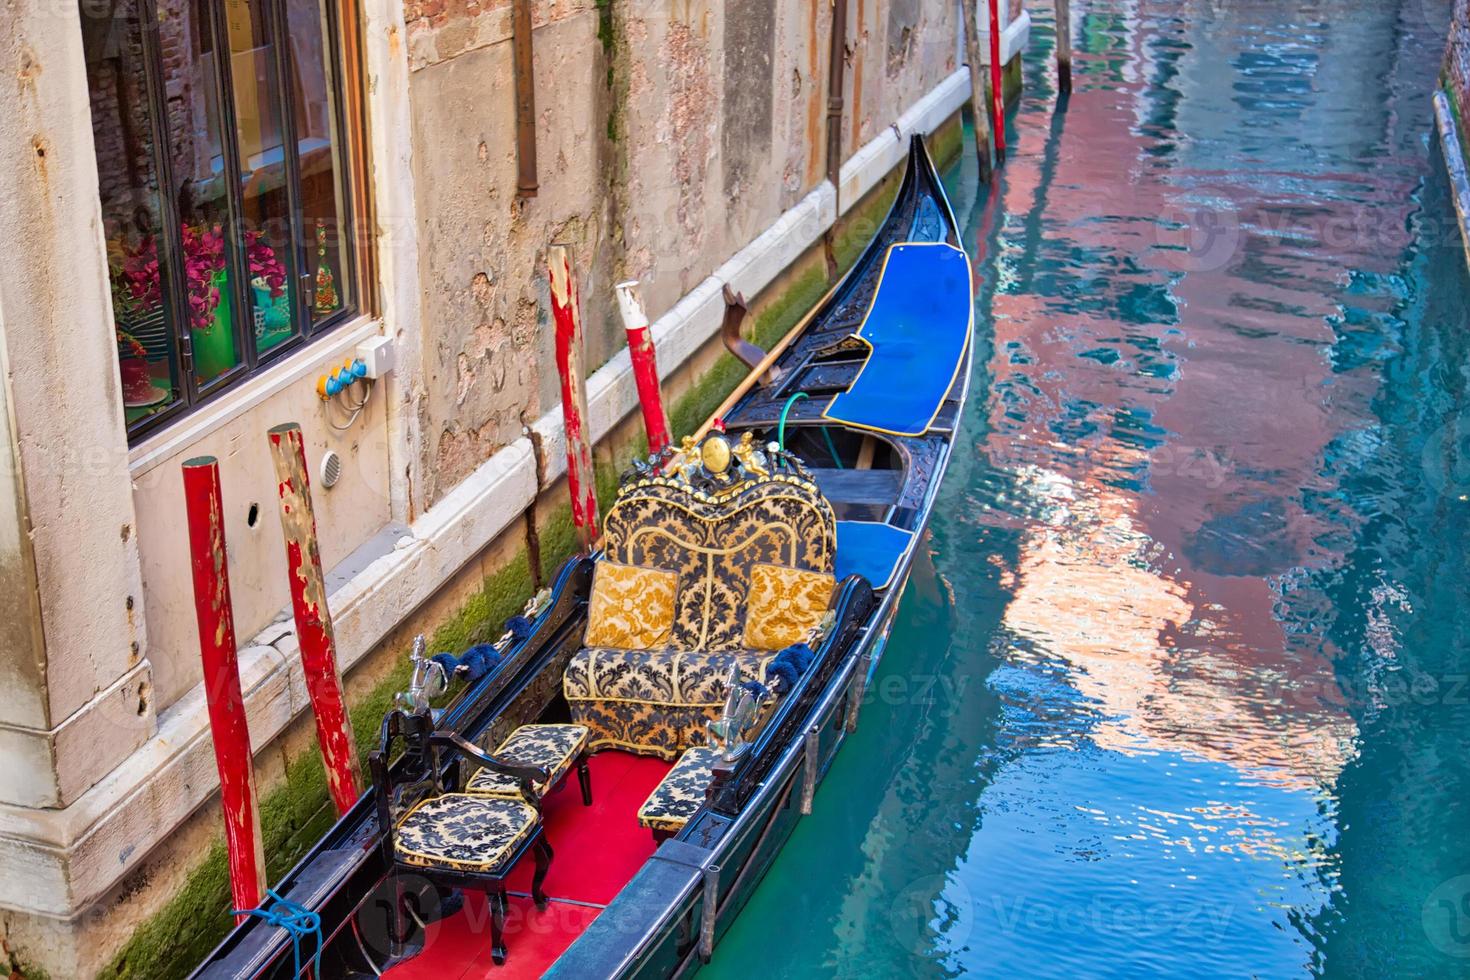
232, 888, 322, 978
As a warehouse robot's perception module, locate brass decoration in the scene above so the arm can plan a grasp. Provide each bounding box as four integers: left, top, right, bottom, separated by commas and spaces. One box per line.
700, 434, 733, 475
731, 431, 769, 478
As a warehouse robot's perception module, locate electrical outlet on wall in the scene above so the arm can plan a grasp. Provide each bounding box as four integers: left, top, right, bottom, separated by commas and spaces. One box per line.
356, 336, 395, 379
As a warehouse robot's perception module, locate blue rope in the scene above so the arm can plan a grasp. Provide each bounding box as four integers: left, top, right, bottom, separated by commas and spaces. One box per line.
764, 642, 816, 695
233, 889, 322, 978
776, 392, 843, 468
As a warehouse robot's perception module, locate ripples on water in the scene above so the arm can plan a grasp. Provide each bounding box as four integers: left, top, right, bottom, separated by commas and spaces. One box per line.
705, 1, 1470, 976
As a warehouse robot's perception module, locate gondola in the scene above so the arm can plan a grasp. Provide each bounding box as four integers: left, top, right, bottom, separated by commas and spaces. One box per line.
191, 133, 971, 980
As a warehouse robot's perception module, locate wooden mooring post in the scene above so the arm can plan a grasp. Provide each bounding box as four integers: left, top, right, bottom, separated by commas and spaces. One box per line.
615, 280, 672, 456
988, 0, 1006, 163
1055, 0, 1073, 94
267, 423, 362, 816
962, 0, 995, 182
548, 244, 600, 551
182, 456, 265, 922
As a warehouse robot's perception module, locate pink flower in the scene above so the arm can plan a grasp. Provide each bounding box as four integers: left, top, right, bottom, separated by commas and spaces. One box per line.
116, 223, 289, 332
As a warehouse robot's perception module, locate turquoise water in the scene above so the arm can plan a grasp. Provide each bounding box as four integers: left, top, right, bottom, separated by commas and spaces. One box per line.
706, 1, 1470, 976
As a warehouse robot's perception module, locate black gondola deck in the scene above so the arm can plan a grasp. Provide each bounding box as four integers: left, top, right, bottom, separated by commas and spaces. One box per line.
192, 134, 971, 980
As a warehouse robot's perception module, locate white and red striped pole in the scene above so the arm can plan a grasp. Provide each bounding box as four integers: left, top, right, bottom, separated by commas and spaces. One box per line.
548, 244, 600, 551
615, 280, 671, 456
182, 456, 265, 922
267, 423, 362, 815
988, 0, 1006, 162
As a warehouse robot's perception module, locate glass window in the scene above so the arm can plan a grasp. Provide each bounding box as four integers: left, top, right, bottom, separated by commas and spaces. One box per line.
81, 0, 361, 438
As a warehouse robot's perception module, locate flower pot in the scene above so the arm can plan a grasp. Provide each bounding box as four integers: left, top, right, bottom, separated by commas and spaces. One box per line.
251, 279, 293, 352
119, 357, 167, 408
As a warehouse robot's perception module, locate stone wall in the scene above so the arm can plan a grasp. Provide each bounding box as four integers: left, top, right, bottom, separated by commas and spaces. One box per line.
399, 0, 959, 505
1440, 0, 1470, 272
1446, 0, 1470, 122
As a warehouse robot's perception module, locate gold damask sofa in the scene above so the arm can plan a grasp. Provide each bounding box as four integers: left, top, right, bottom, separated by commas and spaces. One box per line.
564, 446, 837, 760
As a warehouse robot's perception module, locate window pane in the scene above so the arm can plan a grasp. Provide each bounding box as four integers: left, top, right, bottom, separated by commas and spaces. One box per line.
170, 0, 244, 385
82, 0, 184, 423
286, 0, 352, 326
220, 0, 300, 358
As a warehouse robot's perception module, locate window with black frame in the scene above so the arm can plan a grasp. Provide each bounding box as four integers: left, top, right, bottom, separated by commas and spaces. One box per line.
81, 0, 361, 439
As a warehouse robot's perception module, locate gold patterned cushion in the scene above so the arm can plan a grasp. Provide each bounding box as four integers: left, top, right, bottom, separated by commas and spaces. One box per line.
601, 476, 836, 651
465, 723, 589, 797
585, 561, 677, 649
742, 563, 836, 650
394, 795, 537, 873
638, 746, 718, 833
564, 647, 775, 758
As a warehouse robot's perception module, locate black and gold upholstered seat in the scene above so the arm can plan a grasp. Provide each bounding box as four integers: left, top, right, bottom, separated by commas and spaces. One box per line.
465, 723, 592, 803
371, 714, 555, 965
564, 435, 838, 760
637, 745, 718, 837
394, 794, 538, 873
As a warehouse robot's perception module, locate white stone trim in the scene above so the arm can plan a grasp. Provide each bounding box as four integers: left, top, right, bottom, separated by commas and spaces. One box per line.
125, 319, 384, 476
0, 67, 972, 919
1433, 89, 1470, 278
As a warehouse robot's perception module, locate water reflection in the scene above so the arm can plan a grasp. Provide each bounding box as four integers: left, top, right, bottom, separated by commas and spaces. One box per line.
707, 0, 1468, 976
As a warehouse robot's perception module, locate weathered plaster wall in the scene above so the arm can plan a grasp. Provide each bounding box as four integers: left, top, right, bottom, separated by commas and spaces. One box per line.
409, 4, 609, 503
0, 0, 154, 810
846, 0, 959, 159
1446, 0, 1470, 120
400, 0, 960, 505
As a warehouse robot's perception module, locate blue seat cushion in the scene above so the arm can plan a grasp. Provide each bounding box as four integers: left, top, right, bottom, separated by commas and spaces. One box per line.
834, 521, 914, 590
822, 242, 972, 437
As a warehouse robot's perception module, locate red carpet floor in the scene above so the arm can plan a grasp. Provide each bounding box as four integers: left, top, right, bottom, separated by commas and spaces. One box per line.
384, 751, 670, 980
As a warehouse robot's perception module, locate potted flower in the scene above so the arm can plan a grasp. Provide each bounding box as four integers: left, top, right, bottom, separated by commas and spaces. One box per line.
116, 224, 291, 379
115, 326, 164, 407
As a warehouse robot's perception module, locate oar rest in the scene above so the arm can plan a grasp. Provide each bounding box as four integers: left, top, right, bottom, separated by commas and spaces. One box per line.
564, 458, 838, 760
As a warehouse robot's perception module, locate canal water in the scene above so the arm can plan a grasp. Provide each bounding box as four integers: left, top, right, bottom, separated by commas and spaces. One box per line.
706, 1, 1470, 976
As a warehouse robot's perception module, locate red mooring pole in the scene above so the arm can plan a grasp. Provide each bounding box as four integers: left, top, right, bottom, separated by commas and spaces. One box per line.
266, 423, 361, 815
615, 280, 671, 455
182, 456, 265, 922
548, 243, 600, 551
988, 0, 1006, 162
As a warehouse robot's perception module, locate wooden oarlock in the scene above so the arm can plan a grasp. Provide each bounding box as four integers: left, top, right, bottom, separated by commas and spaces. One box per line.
181, 456, 265, 922
267, 422, 362, 816
548, 244, 600, 552
615, 280, 672, 456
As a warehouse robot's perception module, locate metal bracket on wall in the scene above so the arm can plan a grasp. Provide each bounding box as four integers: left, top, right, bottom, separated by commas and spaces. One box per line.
512, 0, 538, 197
